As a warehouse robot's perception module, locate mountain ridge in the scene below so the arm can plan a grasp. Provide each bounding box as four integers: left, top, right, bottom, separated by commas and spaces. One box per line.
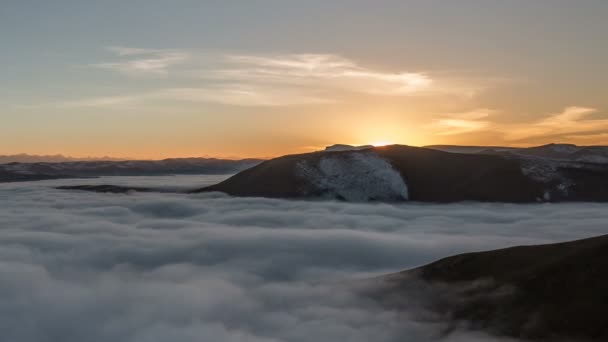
376, 234, 608, 340
0, 157, 263, 183
197, 144, 608, 202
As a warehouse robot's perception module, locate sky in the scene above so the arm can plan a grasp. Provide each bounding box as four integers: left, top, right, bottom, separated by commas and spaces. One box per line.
1, 0, 607, 159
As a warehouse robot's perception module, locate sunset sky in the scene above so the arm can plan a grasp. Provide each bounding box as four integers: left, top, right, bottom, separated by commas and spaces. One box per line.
2, 0, 607, 159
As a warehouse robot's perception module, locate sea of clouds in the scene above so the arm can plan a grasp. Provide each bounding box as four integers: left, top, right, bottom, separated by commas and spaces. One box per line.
1, 175, 607, 342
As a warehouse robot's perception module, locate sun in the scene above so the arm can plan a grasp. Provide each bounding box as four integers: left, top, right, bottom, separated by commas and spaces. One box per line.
370, 141, 394, 147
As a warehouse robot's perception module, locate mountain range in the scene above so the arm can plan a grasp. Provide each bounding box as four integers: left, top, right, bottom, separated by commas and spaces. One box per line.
427, 143, 608, 163
0, 158, 263, 183
198, 144, 608, 202
0, 153, 126, 163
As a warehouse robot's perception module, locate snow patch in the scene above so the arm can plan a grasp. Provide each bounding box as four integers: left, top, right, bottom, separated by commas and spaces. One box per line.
576, 155, 608, 164
546, 144, 580, 154
296, 151, 408, 201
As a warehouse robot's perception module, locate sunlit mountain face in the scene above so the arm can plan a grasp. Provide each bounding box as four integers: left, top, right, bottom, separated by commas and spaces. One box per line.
2, 1, 608, 341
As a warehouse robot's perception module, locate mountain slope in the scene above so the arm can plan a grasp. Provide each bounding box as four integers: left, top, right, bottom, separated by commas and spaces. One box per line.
424, 145, 517, 154
380, 234, 608, 340
0, 158, 262, 183
197, 145, 608, 202
197, 145, 544, 202
426, 143, 608, 164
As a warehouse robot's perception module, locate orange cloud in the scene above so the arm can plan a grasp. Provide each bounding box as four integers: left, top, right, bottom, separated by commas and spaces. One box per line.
430, 109, 493, 135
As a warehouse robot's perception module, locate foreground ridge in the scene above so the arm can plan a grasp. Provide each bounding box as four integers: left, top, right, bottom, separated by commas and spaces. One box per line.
377, 234, 608, 340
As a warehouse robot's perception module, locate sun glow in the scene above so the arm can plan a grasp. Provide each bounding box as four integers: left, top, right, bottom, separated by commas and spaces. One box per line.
370, 141, 394, 147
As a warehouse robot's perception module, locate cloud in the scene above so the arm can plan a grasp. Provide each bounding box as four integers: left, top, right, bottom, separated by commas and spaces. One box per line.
430, 106, 608, 144
0, 175, 606, 341
430, 109, 493, 135
59, 86, 333, 108
106, 46, 166, 57
563, 132, 608, 144
160, 86, 334, 106
503, 106, 607, 142
64, 47, 481, 107
91, 46, 190, 75
219, 54, 435, 96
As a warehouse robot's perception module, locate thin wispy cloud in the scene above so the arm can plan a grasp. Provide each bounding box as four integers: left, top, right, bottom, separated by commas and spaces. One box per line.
431, 109, 493, 135
564, 132, 608, 144
431, 106, 608, 145
162, 86, 334, 106
91, 46, 190, 75
36, 44, 608, 145
106, 46, 166, 56
503, 107, 606, 141
59, 86, 332, 108
219, 54, 435, 95
70, 47, 479, 107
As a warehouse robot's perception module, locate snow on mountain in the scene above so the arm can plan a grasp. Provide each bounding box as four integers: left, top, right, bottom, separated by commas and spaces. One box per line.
57, 144, 608, 203
427, 143, 608, 164
296, 151, 408, 201
576, 155, 608, 163
544, 143, 580, 154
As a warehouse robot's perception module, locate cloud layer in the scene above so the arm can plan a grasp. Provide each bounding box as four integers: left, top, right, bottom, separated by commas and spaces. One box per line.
1, 176, 607, 341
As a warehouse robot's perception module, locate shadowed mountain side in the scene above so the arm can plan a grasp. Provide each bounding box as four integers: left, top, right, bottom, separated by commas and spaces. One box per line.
193, 152, 323, 198
379, 234, 608, 341
56, 185, 156, 193
0, 169, 74, 183
427, 143, 608, 164
0, 153, 125, 163
196, 145, 544, 202
0, 158, 263, 183
424, 145, 517, 154
373, 145, 542, 202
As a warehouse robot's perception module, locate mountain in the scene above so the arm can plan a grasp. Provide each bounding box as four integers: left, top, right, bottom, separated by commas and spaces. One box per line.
196, 144, 608, 202
424, 145, 517, 154
323, 144, 374, 152
378, 234, 608, 340
0, 153, 124, 163
426, 143, 608, 163
512, 144, 608, 163
0, 158, 262, 183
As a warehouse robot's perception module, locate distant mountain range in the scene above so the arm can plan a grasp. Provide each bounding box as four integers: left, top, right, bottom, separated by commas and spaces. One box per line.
197, 143, 608, 202
375, 233, 608, 340
426, 143, 608, 163
0, 153, 126, 163
0, 158, 263, 183
325, 143, 608, 163
32, 143, 608, 202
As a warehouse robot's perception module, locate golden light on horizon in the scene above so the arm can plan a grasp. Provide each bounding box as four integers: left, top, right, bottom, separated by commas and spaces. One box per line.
370, 141, 394, 147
